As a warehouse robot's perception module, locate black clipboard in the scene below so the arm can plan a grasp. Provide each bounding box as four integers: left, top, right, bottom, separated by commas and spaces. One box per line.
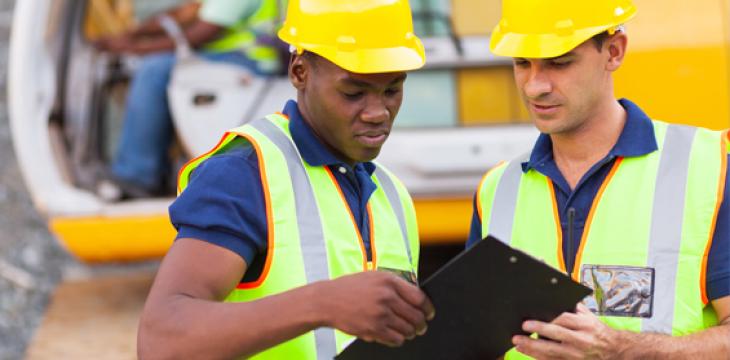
336, 235, 593, 360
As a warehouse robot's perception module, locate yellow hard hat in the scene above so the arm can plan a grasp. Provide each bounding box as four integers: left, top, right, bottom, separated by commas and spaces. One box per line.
278, 0, 426, 74
490, 0, 637, 58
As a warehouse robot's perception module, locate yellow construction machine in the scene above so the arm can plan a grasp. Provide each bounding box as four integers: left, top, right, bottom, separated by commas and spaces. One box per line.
8, 0, 730, 270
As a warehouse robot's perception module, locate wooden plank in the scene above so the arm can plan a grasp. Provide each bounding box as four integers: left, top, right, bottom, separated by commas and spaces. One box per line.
25, 272, 154, 359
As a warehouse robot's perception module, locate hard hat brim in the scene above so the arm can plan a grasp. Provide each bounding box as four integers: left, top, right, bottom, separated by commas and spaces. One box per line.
489, 8, 636, 59
490, 25, 614, 59
288, 43, 426, 74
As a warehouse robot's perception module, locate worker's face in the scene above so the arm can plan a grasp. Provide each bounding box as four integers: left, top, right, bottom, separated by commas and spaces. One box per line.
290, 53, 406, 165
513, 33, 626, 135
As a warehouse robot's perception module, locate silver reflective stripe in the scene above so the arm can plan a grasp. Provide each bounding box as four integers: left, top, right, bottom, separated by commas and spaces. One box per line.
642, 124, 696, 333
488, 159, 525, 245
373, 166, 413, 268
250, 118, 337, 359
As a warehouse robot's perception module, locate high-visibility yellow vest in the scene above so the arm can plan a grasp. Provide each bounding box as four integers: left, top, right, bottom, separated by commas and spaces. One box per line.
178, 113, 419, 359
476, 121, 727, 359
204, 0, 286, 73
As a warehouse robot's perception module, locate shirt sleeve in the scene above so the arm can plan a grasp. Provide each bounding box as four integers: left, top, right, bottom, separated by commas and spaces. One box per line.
169, 147, 267, 266
198, 0, 260, 27
706, 154, 730, 301
466, 194, 483, 249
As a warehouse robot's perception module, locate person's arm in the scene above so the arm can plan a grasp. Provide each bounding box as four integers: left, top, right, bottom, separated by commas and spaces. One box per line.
138, 238, 435, 360
128, 1, 202, 38
511, 298, 730, 359
124, 20, 223, 55
94, 2, 224, 55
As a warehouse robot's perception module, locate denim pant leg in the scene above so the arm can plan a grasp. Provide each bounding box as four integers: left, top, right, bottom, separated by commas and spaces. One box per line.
112, 52, 175, 189
111, 50, 259, 189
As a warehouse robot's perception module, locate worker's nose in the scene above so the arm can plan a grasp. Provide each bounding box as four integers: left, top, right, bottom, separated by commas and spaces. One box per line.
523, 65, 552, 99
360, 96, 390, 124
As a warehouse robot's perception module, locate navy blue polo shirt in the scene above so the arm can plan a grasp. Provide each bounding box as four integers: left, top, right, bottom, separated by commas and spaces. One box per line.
467, 99, 730, 301
170, 100, 378, 277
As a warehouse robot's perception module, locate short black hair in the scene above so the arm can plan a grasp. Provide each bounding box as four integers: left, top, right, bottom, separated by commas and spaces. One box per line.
591, 31, 610, 51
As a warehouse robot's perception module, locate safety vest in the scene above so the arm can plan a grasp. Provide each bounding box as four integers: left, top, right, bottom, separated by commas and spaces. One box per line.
476, 121, 727, 359
204, 0, 287, 73
178, 113, 419, 359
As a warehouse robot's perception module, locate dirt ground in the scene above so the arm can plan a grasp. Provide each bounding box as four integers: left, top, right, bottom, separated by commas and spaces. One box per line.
0, 1, 168, 358
24, 272, 155, 360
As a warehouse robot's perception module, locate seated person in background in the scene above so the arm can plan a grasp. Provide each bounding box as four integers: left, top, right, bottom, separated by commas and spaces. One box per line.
96, 0, 286, 198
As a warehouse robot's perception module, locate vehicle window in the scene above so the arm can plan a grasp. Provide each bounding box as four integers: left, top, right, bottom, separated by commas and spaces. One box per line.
397, 70, 458, 128
411, 0, 451, 37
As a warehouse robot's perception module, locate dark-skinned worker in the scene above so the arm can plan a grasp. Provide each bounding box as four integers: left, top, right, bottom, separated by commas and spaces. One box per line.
469, 0, 730, 358
96, 0, 286, 198
137, 0, 435, 359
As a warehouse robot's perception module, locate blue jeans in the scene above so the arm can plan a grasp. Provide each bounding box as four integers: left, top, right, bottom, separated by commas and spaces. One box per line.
112, 50, 260, 190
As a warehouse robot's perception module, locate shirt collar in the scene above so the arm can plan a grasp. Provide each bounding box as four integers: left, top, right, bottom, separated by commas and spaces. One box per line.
283, 100, 376, 175
522, 98, 658, 172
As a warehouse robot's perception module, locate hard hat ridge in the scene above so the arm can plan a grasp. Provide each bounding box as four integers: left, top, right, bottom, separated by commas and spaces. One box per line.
490, 0, 637, 58
278, 0, 426, 73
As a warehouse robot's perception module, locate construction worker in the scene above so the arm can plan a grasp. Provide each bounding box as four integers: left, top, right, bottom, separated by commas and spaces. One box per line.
137, 0, 434, 358
96, 0, 286, 198
469, 0, 730, 358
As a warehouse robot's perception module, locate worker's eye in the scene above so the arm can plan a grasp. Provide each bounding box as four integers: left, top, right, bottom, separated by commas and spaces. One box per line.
384, 87, 401, 97
513, 58, 529, 68
342, 91, 364, 101
549, 59, 572, 68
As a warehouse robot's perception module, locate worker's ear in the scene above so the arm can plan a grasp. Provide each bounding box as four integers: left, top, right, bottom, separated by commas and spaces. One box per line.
605, 31, 627, 72
289, 53, 308, 91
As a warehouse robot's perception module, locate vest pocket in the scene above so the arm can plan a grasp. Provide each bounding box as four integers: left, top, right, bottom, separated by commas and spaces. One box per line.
580, 265, 654, 318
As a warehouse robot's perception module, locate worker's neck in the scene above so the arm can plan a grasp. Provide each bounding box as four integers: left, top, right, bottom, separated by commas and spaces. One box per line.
550, 98, 626, 189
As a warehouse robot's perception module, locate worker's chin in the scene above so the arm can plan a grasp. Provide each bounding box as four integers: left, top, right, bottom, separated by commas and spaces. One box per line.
352, 147, 382, 163
533, 117, 565, 135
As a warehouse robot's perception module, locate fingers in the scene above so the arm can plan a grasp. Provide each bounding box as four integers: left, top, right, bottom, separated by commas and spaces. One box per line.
373, 275, 434, 344
376, 327, 408, 347
526, 315, 592, 345
513, 334, 584, 359
384, 309, 418, 340
523, 320, 575, 344
389, 294, 427, 336
552, 311, 583, 330
576, 302, 592, 314
391, 277, 435, 321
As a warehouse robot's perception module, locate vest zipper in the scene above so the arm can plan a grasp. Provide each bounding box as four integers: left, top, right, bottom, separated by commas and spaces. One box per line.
567, 207, 576, 277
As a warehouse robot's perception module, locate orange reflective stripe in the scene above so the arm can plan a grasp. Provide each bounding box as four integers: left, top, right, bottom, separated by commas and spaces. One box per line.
572, 157, 623, 281
548, 179, 566, 272
324, 167, 370, 271
177, 132, 237, 194
275, 111, 289, 120
235, 133, 275, 290
700, 134, 727, 304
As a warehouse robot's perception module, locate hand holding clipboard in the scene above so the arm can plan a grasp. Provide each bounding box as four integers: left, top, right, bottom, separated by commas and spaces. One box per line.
337, 235, 592, 360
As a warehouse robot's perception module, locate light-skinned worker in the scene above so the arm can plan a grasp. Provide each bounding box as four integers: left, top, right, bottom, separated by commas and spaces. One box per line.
469, 0, 730, 358
137, 0, 434, 359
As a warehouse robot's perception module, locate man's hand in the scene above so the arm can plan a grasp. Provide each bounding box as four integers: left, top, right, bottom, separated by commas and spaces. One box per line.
313, 271, 435, 347
512, 303, 622, 359
94, 32, 136, 54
